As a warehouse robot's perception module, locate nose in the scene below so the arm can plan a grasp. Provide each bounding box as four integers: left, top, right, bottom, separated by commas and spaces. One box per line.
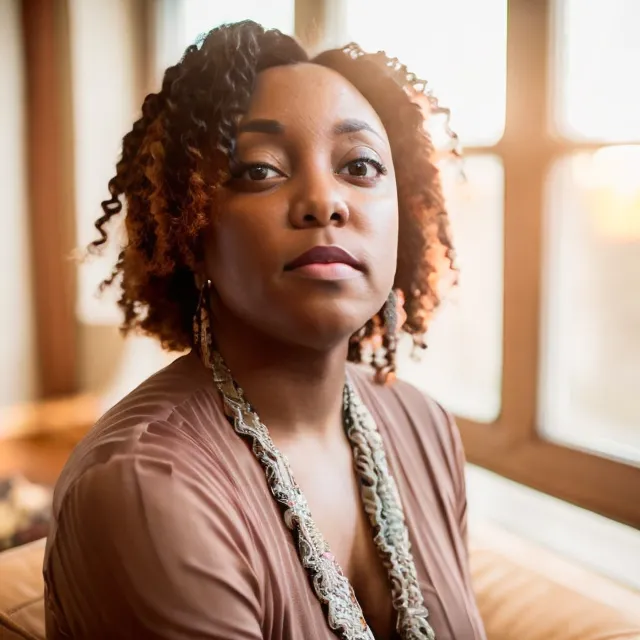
288, 171, 350, 229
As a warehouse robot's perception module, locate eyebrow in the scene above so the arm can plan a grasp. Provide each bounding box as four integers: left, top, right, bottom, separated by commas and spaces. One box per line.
332, 118, 384, 141
237, 119, 285, 135
236, 117, 384, 141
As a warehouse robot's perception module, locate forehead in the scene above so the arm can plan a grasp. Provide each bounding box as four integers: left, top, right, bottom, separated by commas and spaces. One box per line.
243, 63, 386, 135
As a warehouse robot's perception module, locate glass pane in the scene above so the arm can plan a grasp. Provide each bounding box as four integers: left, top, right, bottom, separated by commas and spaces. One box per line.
398, 155, 504, 423
70, 1, 179, 399
0, 0, 37, 406
540, 146, 640, 463
155, 0, 295, 83
180, 0, 295, 50
554, 0, 640, 142
343, 0, 507, 147
70, 0, 137, 325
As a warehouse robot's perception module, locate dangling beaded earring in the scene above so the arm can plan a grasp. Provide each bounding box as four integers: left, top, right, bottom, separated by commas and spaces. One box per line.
193, 279, 213, 368
375, 289, 405, 385
383, 289, 399, 338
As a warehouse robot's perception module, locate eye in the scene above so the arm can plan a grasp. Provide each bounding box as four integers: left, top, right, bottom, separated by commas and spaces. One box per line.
338, 157, 387, 180
234, 163, 285, 181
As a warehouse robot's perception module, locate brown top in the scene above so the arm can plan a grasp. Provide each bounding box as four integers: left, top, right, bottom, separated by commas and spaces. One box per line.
43, 353, 486, 640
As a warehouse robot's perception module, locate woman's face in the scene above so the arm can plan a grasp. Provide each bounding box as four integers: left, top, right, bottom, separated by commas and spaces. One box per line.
204, 62, 398, 350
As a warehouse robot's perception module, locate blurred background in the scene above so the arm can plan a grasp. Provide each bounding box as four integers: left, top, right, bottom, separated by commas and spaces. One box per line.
0, 0, 638, 593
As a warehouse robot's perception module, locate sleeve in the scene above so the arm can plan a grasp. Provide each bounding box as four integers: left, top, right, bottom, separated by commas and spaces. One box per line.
44, 453, 263, 640
437, 405, 488, 639
444, 408, 469, 547
409, 386, 470, 547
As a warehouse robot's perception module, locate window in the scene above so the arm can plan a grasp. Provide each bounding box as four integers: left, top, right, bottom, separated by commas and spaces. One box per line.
156, 0, 295, 79
69, 1, 177, 401
541, 147, 640, 464
180, 0, 295, 45
342, 0, 507, 147
0, 0, 37, 405
540, 0, 640, 465
70, 0, 139, 327
452, 0, 639, 527
400, 156, 504, 423
553, 0, 640, 142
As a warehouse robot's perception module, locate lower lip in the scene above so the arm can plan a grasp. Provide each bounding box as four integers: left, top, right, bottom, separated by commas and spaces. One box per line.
287, 263, 362, 280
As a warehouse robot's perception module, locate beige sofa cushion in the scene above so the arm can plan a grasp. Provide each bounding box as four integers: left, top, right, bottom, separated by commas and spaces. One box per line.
0, 539, 45, 640
470, 522, 640, 640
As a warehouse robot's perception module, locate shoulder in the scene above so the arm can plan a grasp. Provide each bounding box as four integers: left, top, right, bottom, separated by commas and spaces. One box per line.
49, 447, 251, 556
44, 439, 263, 638
94, 351, 214, 427
348, 363, 467, 497
348, 362, 461, 455
51, 352, 240, 519
44, 354, 265, 637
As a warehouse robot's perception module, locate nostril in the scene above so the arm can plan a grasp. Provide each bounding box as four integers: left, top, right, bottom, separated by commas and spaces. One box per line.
330, 212, 343, 221
303, 213, 316, 223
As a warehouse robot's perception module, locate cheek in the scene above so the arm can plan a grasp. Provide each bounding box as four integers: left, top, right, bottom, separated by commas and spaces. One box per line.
379, 212, 400, 288
359, 192, 399, 280
205, 197, 284, 300
209, 218, 262, 283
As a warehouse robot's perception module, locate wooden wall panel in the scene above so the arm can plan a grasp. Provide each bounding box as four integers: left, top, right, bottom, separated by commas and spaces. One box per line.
22, 0, 77, 397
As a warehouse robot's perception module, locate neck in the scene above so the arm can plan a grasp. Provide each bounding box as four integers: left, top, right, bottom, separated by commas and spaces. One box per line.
209, 306, 349, 441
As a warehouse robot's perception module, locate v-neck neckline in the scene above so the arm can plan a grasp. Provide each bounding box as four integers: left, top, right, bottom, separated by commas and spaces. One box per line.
209, 351, 436, 640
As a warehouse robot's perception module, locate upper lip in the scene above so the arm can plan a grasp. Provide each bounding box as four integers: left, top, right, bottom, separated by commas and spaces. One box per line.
285, 245, 364, 271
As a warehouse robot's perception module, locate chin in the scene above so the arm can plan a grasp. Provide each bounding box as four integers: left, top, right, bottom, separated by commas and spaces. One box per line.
278, 297, 380, 352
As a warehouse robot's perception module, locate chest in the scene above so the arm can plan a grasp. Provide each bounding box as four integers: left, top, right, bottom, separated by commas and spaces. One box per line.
241, 418, 479, 640
282, 438, 396, 639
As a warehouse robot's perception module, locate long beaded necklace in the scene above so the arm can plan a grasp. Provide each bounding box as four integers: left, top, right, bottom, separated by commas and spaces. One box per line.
209, 349, 436, 640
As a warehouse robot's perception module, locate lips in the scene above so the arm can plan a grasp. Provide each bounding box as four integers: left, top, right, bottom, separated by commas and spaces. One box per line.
284, 245, 363, 272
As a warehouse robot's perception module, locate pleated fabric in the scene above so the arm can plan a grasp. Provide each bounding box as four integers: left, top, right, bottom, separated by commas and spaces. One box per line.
43, 352, 485, 640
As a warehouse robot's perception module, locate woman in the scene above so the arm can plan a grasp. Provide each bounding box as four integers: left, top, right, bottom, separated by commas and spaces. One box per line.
44, 20, 486, 640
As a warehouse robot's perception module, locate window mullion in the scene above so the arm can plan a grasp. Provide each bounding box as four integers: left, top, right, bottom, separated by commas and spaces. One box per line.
499, 0, 553, 441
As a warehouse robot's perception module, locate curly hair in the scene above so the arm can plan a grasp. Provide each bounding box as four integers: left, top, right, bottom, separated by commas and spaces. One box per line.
91, 20, 458, 382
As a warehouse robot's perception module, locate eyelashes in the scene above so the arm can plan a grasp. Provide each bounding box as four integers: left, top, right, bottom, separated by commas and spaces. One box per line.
229, 162, 285, 181
337, 156, 388, 179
